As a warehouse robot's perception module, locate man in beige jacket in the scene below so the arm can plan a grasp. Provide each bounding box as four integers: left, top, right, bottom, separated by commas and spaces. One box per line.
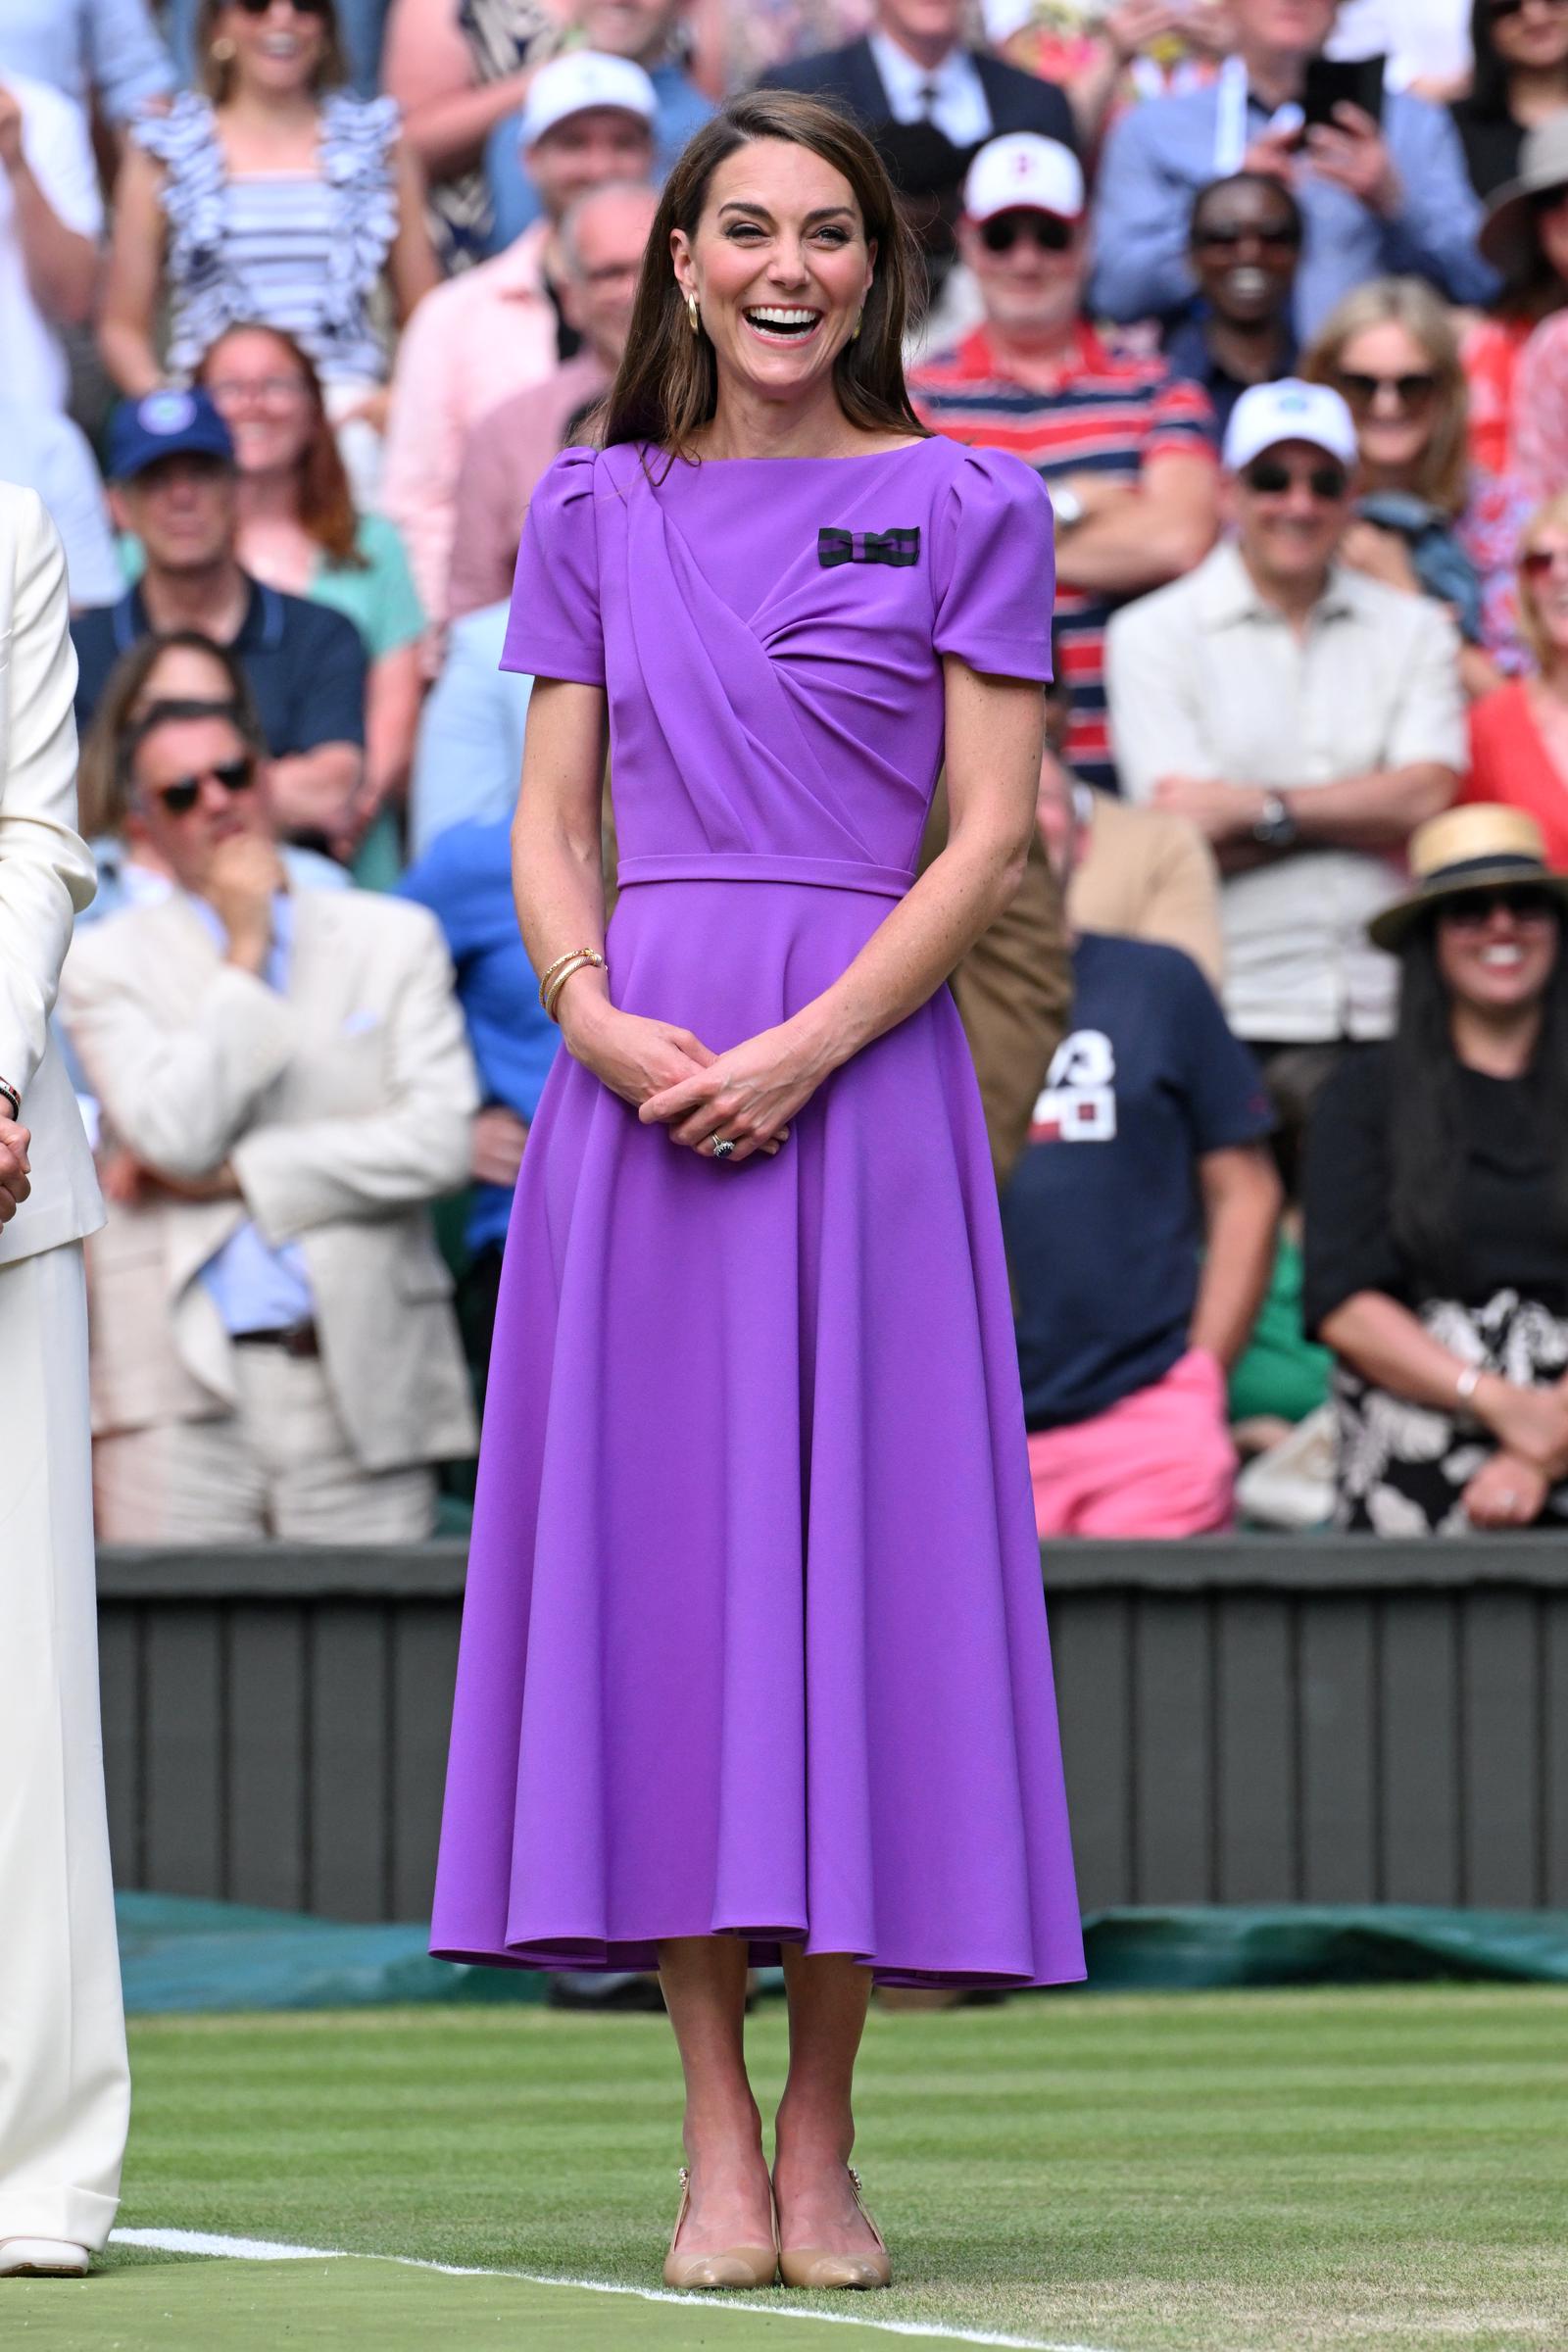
0, 487, 128, 2280
61, 696, 479, 1544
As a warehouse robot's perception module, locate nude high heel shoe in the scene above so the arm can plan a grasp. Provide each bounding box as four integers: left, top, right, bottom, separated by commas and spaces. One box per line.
777, 2166, 892, 2290
662, 2167, 779, 2290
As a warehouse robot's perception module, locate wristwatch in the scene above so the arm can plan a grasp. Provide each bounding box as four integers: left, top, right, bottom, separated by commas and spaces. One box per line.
1052, 483, 1084, 530
1251, 791, 1298, 852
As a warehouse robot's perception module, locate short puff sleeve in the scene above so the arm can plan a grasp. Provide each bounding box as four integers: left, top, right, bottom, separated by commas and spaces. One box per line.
500, 446, 605, 686
931, 446, 1054, 683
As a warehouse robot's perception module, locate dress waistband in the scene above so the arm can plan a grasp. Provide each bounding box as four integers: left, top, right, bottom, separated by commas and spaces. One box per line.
615, 853, 915, 900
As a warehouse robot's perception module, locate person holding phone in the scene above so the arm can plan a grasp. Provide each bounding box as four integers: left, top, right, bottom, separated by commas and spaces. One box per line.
1091, 0, 1496, 338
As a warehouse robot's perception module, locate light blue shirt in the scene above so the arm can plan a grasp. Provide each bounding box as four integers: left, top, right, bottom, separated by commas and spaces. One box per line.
0, 407, 121, 610
188, 893, 314, 1337
483, 62, 714, 254
1090, 80, 1497, 340
410, 602, 532, 858
0, 0, 173, 126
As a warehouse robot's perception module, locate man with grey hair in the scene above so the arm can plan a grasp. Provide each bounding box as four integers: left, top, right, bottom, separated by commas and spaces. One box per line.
447, 179, 659, 624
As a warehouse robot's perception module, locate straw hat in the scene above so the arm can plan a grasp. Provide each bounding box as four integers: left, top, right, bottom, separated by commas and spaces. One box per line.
1479, 113, 1568, 279
1369, 805, 1568, 951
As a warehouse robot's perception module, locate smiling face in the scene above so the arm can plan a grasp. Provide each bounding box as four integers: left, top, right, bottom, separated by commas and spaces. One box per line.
526, 107, 655, 225
1190, 178, 1300, 325
202, 327, 315, 479
959, 207, 1085, 345
1334, 318, 1439, 484
1489, 0, 1568, 72
1436, 892, 1561, 1018
1230, 434, 1352, 595
1521, 518, 1568, 661
114, 454, 239, 576
217, 0, 329, 98
670, 138, 875, 411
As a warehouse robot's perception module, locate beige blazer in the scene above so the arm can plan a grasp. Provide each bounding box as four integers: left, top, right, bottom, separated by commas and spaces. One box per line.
60, 888, 479, 1470
0, 483, 104, 1267
1069, 789, 1226, 991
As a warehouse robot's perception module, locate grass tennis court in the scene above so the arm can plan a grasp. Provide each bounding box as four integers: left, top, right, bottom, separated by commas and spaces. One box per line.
14, 1985, 1568, 2351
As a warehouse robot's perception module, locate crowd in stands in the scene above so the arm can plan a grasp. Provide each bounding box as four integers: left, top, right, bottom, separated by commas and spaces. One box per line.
11, 0, 1568, 1544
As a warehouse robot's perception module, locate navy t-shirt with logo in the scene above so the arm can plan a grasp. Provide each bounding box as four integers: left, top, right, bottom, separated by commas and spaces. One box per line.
1002, 932, 1272, 1429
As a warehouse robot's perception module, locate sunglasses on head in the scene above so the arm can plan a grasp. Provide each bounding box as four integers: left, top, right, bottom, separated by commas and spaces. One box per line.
230, 0, 332, 17
1337, 368, 1439, 413
978, 211, 1075, 255
1193, 222, 1300, 252
1443, 886, 1557, 927
1242, 457, 1348, 501
150, 757, 257, 816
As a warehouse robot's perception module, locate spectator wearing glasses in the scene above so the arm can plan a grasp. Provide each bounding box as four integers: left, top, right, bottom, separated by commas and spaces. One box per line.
1464, 494, 1568, 865
1091, 0, 1496, 341
72, 392, 368, 858
1462, 115, 1568, 479
1161, 172, 1303, 438
1304, 804, 1568, 1533
1451, 0, 1568, 202
1105, 379, 1466, 1095
58, 692, 478, 1544
100, 0, 438, 502
912, 132, 1219, 794
446, 181, 660, 625
1304, 277, 1499, 697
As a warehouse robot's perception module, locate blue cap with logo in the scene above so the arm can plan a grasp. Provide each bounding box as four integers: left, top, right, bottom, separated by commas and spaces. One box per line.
108, 387, 235, 482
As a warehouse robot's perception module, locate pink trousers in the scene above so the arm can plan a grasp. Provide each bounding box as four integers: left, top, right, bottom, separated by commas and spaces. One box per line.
1026, 1347, 1237, 1540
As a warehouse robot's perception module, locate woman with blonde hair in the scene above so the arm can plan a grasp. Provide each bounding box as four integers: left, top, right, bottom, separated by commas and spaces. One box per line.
1465, 491, 1568, 867
100, 0, 438, 496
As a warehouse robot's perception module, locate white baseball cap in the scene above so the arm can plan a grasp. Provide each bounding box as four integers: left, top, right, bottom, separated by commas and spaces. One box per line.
519, 52, 658, 148
962, 134, 1085, 225
1223, 378, 1359, 473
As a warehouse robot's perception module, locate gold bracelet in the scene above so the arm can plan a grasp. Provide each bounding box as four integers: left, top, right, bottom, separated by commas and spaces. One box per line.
536, 946, 600, 1009
544, 951, 607, 1022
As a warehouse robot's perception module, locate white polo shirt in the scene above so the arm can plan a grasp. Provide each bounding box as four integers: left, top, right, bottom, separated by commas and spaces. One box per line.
1104, 541, 1466, 1044
0, 71, 103, 416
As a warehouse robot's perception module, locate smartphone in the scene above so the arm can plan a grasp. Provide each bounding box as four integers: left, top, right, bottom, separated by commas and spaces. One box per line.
1301, 52, 1386, 131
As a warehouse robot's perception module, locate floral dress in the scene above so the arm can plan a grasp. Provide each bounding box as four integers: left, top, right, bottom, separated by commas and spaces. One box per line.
134, 90, 401, 384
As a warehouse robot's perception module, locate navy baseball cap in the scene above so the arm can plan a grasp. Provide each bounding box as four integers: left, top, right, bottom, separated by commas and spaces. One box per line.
108, 387, 235, 482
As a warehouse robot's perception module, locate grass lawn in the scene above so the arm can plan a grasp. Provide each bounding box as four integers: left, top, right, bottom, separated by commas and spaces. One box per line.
11, 1984, 1568, 2351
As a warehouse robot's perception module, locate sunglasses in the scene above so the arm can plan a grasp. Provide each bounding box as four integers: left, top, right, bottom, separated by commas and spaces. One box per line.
1491, 0, 1568, 20
1442, 887, 1558, 927
978, 211, 1075, 255
1241, 457, 1349, 501
230, 0, 332, 17
1337, 368, 1440, 413
149, 757, 256, 816
1193, 222, 1300, 252
1521, 544, 1568, 578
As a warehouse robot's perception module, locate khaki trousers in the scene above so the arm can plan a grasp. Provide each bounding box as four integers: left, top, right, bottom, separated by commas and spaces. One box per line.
93, 1345, 436, 1544
0, 1242, 129, 2250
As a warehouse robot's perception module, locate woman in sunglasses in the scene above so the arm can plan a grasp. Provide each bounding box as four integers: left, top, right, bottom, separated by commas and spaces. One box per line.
1304, 276, 1499, 697
1303, 803, 1568, 1534
100, 0, 439, 501
1464, 494, 1568, 866
1450, 0, 1568, 202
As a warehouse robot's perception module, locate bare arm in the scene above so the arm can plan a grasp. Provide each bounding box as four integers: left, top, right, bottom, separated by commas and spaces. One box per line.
382, 0, 535, 181
99, 142, 169, 395
1152, 762, 1459, 864
1054, 452, 1219, 598
1191, 1144, 1282, 1367
266, 743, 364, 841
634, 661, 1045, 1164
3, 152, 98, 325
1322, 1288, 1568, 1476
388, 138, 441, 322
353, 644, 424, 841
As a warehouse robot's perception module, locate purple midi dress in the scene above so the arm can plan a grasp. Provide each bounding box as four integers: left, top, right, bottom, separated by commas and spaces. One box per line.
429, 433, 1085, 1989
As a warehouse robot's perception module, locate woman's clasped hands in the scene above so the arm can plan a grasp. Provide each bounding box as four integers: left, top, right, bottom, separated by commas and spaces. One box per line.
562, 994, 823, 1165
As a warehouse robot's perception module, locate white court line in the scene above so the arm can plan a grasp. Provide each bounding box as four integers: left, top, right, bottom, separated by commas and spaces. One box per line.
112, 2226, 1121, 2352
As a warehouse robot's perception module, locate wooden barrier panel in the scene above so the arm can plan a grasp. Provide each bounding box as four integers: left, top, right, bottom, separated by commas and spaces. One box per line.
98, 1539, 1568, 1923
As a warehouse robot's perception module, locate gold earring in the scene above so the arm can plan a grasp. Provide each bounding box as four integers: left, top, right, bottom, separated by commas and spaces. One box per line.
211, 33, 237, 61
851, 308, 864, 342
686, 291, 700, 335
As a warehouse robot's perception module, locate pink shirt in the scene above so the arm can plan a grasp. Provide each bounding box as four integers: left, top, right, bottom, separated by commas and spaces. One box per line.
447, 352, 608, 623
380, 221, 561, 623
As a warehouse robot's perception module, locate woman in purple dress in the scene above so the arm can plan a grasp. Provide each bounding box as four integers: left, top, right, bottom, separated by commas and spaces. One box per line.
430, 89, 1084, 2292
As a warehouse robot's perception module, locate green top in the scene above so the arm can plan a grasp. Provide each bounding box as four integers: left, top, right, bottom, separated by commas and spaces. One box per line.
118, 512, 424, 663
1229, 1229, 1334, 1426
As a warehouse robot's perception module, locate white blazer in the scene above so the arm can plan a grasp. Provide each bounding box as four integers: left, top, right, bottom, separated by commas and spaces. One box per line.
0, 482, 103, 1267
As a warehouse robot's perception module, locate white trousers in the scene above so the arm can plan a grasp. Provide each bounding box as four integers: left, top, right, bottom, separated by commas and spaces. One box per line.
0, 1243, 129, 2249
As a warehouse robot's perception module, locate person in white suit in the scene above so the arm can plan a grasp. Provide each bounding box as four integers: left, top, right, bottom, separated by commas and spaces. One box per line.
0, 486, 130, 2278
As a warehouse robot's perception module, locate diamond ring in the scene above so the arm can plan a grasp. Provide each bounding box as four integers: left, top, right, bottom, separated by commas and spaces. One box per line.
710, 1135, 735, 1159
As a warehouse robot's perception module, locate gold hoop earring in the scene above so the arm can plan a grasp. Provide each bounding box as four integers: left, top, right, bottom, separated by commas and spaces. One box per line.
211, 33, 237, 61
686, 291, 701, 335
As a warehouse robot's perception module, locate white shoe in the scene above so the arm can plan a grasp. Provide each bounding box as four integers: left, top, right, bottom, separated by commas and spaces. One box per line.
0, 2238, 90, 2278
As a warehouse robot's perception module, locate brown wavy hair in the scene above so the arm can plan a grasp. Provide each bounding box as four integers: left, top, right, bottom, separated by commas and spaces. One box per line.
78, 633, 266, 840
197, 322, 366, 568
195, 0, 347, 100
600, 91, 928, 462
1303, 277, 1471, 518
